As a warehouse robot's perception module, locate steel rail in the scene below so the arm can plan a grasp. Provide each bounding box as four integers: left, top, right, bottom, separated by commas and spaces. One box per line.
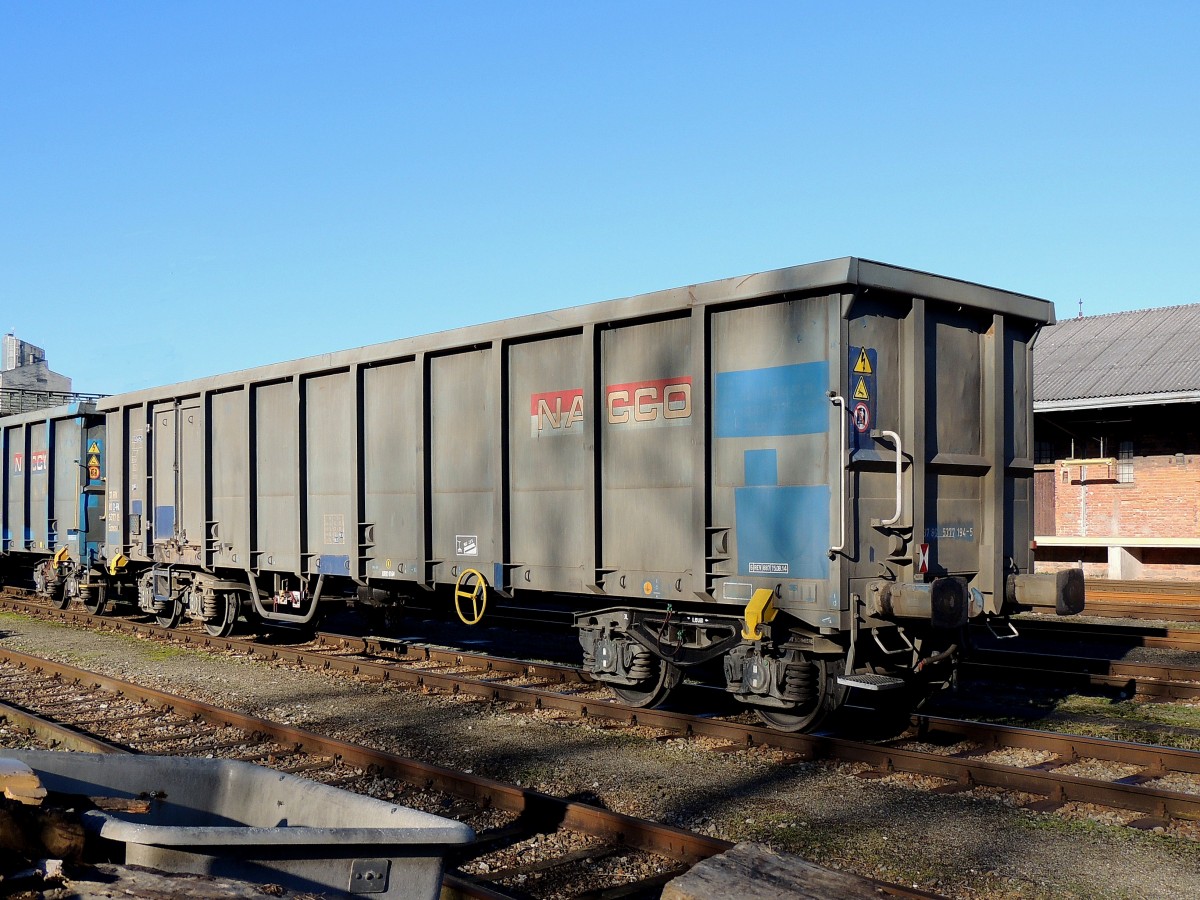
3, 597, 1200, 822
1077, 601, 1200, 623
0, 645, 729, 866
913, 714, 1200, 773
986, 616, 1200, 652
0, 646, 943, 900
1051, 579, 1200, 621
0, 698, 133, 755
1085, 579, 1200, 600
340, 633, 593, 686
963, 652, 1200, 700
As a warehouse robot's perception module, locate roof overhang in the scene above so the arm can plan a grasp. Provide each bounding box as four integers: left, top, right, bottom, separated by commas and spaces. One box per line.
1035, 391, 1200, 412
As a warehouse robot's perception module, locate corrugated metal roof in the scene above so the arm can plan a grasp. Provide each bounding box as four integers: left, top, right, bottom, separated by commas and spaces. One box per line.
1034, 303, 1200, 410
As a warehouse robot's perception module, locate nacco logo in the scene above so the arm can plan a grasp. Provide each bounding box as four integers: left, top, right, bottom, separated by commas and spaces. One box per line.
607, 377, 692, 427
529, 376, 694, 436
530, 389, 584, 437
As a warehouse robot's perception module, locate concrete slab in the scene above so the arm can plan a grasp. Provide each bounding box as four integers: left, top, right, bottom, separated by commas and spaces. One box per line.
662, 842, 938, 900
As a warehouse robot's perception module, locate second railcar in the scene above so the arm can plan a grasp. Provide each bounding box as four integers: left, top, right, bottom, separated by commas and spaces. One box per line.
0, 402, 110, 610
96, 258, 1082, 730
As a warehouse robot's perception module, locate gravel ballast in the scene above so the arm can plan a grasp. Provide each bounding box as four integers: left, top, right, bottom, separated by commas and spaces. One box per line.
2, 612, 1199, 900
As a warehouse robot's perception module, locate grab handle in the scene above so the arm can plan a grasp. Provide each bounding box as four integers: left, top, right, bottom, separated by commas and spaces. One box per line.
872, 429, 903, 527
827, 392, 847, 556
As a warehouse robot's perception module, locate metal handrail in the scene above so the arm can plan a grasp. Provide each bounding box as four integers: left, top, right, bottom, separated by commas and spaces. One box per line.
873, 429, 903, 527
828, 392, 847, 556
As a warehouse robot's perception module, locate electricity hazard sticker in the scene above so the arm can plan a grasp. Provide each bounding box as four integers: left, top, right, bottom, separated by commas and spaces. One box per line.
853, 347, 873, 374
847, 346, 877, 451
86, 439, 103, 483
917, 543, 931, 574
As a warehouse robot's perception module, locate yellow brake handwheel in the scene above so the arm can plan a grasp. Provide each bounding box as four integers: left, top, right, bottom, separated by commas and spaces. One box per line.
454, 568, 488, 625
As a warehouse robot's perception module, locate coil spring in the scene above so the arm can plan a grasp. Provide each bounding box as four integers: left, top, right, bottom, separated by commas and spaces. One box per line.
624, 645, 656, 682
780, 657, 817, 705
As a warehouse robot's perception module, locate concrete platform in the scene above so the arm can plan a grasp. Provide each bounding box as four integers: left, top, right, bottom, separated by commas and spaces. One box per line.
663, 842, 941, 900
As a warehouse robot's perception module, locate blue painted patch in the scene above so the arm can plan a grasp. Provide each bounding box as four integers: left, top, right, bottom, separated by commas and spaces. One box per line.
715, 362, 830, 438
735, 485, 830, 580
154, 506, 175, 541
131, 500, 143, 515
494, 562, 505, 590
83, 494, 102, 560
744, 449, 778, 486
318, 554, 350, 574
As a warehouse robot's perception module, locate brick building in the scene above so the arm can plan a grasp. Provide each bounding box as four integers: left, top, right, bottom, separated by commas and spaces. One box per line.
1032, 303, 1200, 580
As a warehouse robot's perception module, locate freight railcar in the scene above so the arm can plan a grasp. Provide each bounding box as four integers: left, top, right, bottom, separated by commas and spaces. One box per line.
0, 402, 111, 609
16, 259, 1084, 730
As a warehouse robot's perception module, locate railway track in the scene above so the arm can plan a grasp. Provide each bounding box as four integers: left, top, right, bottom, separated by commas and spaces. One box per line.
963, 649, 1200, 701
12, 588, 1200, 711
1075, 579, 1200, 622
0, 646, 728, 900
3, 593, 1200, 832
982, 614, 1200, 652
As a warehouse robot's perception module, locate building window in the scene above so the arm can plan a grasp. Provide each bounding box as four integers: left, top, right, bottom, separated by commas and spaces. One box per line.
1035, 441, 1054, 464
1117, 441, 1134, 483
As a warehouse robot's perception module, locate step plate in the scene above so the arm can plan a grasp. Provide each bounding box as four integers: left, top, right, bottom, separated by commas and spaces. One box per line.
836, 673, 907, 691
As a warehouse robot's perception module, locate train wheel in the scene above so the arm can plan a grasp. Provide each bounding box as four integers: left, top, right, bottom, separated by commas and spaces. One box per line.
753, 656, 846, 732
156, 598, 183, 629
83, 584, 109, 616
204, 591, 239, 638
52, 585, 72, 611
610, 660, 682, 709
62, 573, 81, 610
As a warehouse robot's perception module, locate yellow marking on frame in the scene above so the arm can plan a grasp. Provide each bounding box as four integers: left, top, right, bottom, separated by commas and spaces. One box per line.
742, 588, 778, 641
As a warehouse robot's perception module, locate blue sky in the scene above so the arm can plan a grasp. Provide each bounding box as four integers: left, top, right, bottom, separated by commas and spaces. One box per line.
2, 2, 1197, 394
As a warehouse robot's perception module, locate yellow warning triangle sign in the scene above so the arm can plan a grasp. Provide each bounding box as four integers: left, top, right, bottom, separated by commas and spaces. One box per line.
853, 348, 873, 374
853, 377, 870, 400
88, 441, 100, 454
